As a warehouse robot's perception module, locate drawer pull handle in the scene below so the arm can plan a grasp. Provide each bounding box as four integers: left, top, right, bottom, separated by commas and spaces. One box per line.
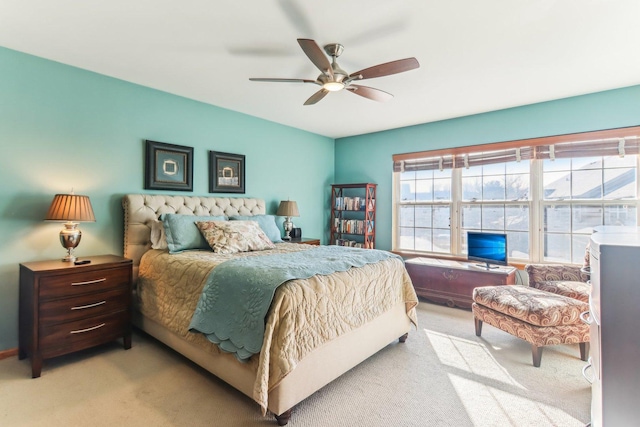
580, 310, 592, 325
582, 357, 594, 384
70, 323, 105, 334
71, 278, 106, 286
71, 301, 106, 311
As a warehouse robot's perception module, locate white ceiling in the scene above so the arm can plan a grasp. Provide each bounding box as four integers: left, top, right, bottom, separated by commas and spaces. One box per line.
1, 0, 640, 139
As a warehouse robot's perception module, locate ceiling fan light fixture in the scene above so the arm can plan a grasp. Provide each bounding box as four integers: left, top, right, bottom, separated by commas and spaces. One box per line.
322, 81, 344, 92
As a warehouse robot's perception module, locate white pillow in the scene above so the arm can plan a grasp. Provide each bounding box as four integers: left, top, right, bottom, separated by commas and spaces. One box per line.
149, 220, 168, 250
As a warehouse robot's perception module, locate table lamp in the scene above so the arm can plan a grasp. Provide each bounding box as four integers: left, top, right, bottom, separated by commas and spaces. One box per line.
276, 200, 299, 240
45, 193, 96, 262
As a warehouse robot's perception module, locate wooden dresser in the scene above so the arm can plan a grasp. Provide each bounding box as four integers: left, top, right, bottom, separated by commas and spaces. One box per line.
405, 257, 516, 309
19, 255, 133, 377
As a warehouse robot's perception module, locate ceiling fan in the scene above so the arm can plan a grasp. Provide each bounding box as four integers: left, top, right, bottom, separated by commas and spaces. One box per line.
249, 38, 420, 105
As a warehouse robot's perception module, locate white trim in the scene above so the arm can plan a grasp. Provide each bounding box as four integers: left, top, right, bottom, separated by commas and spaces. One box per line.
531, 159, 543, 262
394, 155, 639, 264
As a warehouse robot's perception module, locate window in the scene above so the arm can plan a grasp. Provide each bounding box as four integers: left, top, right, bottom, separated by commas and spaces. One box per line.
541, 155, 637, 263
393, 127, 640, 264
461, 159, 531, 259
399, 168, 452, 253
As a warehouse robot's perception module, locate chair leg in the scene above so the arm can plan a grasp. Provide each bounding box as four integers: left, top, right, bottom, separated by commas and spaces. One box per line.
474, 318, 483, 336
579, 342, 589, 361
531, 345, 543, 367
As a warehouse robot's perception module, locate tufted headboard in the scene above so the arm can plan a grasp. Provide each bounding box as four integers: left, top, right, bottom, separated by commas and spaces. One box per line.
122, 194, 266, 281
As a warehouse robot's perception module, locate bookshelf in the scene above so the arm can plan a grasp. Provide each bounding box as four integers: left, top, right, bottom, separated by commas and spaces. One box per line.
330, 183, 376, 249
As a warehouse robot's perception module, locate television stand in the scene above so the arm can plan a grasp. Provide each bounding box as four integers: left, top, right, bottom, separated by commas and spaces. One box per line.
405, 257, 517, 309
473, 262, 500, 270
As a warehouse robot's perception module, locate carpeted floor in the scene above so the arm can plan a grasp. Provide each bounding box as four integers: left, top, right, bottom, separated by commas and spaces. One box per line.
0, 302, 591, 426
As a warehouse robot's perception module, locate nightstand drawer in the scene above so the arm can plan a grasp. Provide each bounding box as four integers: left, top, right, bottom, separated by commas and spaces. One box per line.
39, 311, 129, 358
40, 286, 130, 324
39, 267, 130, 299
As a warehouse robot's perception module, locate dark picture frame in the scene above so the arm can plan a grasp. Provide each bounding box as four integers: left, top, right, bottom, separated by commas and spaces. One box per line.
144, 140, 193, 191
209, 151, 245, 193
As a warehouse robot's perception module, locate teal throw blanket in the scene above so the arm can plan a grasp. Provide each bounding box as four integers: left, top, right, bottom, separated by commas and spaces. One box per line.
188, 245, 401, 361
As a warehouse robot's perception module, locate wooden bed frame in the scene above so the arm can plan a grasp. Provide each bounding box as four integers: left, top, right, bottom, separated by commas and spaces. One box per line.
122, 194, 412, 425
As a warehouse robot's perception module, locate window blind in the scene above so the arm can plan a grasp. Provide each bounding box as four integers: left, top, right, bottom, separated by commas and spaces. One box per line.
393, 147, 534, 172
453, 147, 535, 169
393, 156, 454, 172
535, 137, 640, 159
392, 126, 640, 172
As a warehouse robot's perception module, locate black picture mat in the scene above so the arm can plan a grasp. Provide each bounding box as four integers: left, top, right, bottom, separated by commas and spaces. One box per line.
144, 140, 193, 191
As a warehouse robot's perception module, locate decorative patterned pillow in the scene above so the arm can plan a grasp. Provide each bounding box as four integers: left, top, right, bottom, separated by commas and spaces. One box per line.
196, 220, 275, 254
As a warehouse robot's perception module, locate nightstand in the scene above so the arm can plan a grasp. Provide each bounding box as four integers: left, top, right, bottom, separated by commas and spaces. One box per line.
288, 237, 320, 245
19, 255, 133, 378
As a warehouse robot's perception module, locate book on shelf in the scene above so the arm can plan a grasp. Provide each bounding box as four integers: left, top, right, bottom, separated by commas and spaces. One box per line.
332, 219, 374, 235
333, 196, 375, 211
334, 239, 364, 248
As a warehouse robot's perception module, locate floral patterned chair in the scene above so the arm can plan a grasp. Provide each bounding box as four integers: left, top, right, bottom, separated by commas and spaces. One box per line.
471, 264, 590, 367
525, 263, 590, 303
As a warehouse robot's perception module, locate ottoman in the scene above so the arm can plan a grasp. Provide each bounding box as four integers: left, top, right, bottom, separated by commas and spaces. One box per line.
472, 285, 590, 367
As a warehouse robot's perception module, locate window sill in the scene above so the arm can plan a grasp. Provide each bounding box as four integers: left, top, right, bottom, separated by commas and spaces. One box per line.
392, 250, 555, 271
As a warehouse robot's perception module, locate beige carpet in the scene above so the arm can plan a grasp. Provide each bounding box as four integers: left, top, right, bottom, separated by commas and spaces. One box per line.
0, 302, 590, 426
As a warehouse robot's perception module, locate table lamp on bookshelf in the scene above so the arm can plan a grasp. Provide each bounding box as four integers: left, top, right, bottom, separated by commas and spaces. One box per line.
44, 193, 96, 262
277, 200, 299, 240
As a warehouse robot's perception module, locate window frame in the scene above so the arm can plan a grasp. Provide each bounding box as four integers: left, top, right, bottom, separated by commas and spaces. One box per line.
392, 126, 640, 264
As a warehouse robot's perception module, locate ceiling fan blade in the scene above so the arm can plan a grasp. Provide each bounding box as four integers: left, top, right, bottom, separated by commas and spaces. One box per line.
349, 57, 419, 80
249, 78, 318, 84
297, 39, 334, 78
304, 89, 329, 105
228, 45, 296, 57
278, 0, 315, 38
346, 85, 394, 102
342, 20, 406, 48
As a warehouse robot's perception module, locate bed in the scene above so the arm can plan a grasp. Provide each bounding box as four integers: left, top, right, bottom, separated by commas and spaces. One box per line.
122, 194, 418, 425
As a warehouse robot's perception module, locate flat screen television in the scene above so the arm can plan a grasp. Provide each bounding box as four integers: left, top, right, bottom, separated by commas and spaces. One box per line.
467, 231, 508, 269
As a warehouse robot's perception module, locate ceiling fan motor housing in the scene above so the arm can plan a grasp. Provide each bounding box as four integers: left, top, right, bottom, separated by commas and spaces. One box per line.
323, 43, 344, 58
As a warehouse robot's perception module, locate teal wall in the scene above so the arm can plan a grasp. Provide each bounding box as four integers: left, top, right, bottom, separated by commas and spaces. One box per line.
335, 85, 640, 251
0, 47, 334, 351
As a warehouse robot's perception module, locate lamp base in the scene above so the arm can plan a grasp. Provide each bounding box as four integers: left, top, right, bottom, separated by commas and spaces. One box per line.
60, 222, 81, 262
62, 251, 77, 263
283, 216, 293, 240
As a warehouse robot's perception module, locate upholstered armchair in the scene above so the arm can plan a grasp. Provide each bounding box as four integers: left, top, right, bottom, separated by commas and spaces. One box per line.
471, 263, 591, 366
525, 264, 590, 303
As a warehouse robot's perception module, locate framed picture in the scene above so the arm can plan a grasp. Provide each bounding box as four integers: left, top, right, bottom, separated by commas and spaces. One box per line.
209, 151, 245, 193
144, 140, 193, 191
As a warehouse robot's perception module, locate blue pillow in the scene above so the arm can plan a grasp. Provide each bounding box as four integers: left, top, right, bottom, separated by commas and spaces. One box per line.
229, 215, 284, 243
160, 213, 227, 253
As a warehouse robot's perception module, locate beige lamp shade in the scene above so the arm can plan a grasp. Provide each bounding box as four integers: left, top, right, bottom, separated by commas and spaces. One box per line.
45, 194, 96, 222
276, 200, 299, 217
45, 194, 96, 262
